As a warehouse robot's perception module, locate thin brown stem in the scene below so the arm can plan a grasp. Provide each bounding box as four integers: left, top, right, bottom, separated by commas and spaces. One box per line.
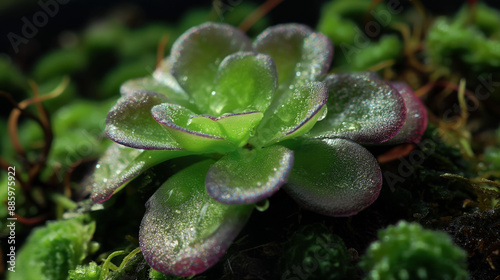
239, 0, 284, 33
156, 33, 170, 69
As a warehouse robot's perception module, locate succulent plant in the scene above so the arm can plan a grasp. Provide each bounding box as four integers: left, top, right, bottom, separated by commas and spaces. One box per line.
360, 221, 469, 280
90, 22, 427, 276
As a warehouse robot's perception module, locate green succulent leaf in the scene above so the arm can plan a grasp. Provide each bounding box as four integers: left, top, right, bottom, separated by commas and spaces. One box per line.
212, 111, 264, 147
106, 91, 182, 150
309, 72, 407, 144
91, 143, 190, 203
253, 81, 328, 147
254, 23, 333, 96
152, 103, 235, 153
206, 145, 294, 204
170, 22, 253, 107
210, 52, 277, 115
283, 138, 382, 217
384, 82, 428, 144
139, 160, 253, 277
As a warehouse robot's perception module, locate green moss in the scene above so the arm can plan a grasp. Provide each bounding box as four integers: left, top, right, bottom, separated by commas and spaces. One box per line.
279, 224, 353, 280
317, 0, 403, 71
360, 221, 469, 280
83, 20, 128, 56
350, 35, 402, 71
36, 77, 77, 112
484, 146, 500, 171
317, 0, 371, 46
32, 48, 88, 81
119, 24, 177, 59
98, 54, 156, 98
426, 3, 500, 74
454, 3, 500, 37
68, 262, 102, 280
8, 216, 96, 280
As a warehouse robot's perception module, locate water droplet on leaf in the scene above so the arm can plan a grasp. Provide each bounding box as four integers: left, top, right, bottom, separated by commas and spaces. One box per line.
255, 199, 270, 212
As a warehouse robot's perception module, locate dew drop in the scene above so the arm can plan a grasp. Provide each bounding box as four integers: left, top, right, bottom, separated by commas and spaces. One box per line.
339, 121, 361, 131
255, 199, 270, 212
317, 106, 328, 121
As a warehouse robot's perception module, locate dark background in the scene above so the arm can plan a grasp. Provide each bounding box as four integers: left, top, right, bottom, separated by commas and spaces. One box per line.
2, 0, 500, 58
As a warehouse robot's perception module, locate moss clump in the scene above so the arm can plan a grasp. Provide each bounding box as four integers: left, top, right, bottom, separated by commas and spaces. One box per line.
279, 224, 353, 280
69, 262, 101, 280
360, 221, 469, 280
8, 216, 96, 280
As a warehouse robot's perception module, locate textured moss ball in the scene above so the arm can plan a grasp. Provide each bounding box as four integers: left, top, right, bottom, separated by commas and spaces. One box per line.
360, 221, 469, 280
279, 224, 353, 280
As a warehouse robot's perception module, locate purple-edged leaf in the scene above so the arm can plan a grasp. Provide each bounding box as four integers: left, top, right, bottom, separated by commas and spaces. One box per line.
309, 72, 407, 144
170, 22, 252, 107
206, 145, 293, 204
106, 91, 182, 150
384, 82, 427, 144
90, 143, 190, 203
140, 160, 253, 277
120, 76, 193, 110
210, 52, 277, 115
152, 103, 235, 153
254, 24, 333, 95
252, 82, 328, 147
284, 138, 382, 217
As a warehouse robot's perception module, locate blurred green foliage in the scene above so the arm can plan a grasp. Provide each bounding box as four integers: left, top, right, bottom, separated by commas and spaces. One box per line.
426, 3, 500, 75
317, 0, 403, 71
8, 216, 96, 280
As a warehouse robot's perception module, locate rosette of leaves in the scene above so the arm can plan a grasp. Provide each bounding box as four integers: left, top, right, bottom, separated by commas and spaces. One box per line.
90, 22, 427, 276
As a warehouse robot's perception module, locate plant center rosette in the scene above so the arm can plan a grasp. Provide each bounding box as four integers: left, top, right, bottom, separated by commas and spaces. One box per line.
90, 22, 427, 276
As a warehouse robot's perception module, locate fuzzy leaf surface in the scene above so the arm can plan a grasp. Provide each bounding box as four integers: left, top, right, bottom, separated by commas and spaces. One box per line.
309, 73, 407, 144
170, 22, 252, 107
139, 160, 253, 277
284, 138, 382, 217
384, 82, 427, 144
253, 81, 328, 146
91, 143, 190, 203
206, 145, 293, 204
105, 91, 182, 150
210, 52, 277, 115
254, 23, 333, 96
